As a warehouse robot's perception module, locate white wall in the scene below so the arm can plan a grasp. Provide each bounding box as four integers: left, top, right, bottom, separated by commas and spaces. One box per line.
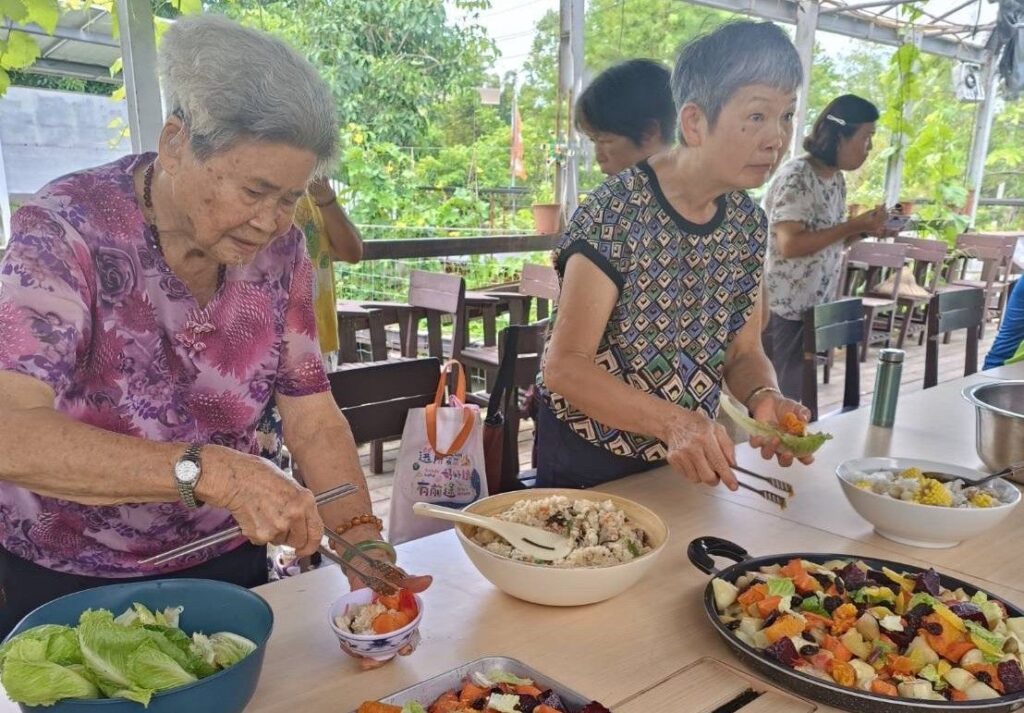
1, 86, 131, 241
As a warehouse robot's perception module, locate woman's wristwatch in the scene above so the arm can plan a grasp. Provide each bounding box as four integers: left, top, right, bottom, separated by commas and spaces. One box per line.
173, 443, 204, 508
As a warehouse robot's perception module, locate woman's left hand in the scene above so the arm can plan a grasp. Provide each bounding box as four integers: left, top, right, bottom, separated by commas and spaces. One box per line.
747, 392, 814, 467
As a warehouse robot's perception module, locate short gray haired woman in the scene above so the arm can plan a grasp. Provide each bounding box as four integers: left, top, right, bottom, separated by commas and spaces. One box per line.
762, 94, 886, 404
538, 22, 814, 491
0, 13, 428, 648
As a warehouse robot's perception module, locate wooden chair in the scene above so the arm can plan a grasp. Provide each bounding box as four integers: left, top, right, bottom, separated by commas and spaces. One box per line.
924, 286, 985, 389
893, 236, 949, 348
843, 242, 909, 361
486, 263, 560, 325
802, 298, 864, 422
460, 320, 548, 406
354, 269, 468, 360
478, 323, 549, 493
328, 357, 441, 444
948, 234, 1015, 336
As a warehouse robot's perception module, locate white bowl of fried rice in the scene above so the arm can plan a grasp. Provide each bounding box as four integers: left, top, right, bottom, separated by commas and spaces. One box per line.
453, 489, 668, 606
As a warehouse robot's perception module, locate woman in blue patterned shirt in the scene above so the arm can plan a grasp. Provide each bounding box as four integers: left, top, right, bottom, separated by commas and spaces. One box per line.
539, 21, 814, 489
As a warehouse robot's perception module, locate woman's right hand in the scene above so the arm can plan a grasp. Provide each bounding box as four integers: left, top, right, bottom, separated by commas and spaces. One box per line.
851, 204, 888, 236
202, 450, 323, 557
661, 409, 739, 491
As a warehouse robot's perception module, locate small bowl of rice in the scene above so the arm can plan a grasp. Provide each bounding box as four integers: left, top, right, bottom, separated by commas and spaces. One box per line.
453, 489, 668, 606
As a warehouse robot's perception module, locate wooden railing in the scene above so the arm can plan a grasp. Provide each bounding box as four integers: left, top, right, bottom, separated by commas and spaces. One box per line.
361, 233, 558, 261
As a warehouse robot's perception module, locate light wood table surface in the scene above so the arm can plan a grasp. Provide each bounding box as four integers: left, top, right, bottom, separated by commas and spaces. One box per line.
3, 364, 1022, 712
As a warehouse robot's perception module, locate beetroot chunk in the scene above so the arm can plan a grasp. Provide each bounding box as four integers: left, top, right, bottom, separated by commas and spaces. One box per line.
765, 636, 801, 668
580, 704, 613, 713
914, 568, 941, 596
999, 660, 1024, 694
948, 602, 988, 628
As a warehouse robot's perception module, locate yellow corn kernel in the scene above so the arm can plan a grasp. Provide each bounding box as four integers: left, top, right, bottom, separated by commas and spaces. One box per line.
914, 479, 953, 507
969, 492, 997, 508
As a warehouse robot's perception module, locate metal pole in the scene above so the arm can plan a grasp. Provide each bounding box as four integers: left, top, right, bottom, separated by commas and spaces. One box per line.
883, 32, 922, 207
790, 0, 819, 158
0, 129, 10, 245
116, 0, 162, 153
966, 57, 1000, 226
565, 0, 583, 221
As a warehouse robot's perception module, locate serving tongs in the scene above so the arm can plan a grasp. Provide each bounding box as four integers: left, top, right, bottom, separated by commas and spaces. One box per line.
733, 465, 792, 510
319, 528, 432, 596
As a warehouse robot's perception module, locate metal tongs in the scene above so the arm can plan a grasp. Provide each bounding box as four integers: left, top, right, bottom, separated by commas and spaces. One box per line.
733, 465, 793, 510
139, 483, 429, 595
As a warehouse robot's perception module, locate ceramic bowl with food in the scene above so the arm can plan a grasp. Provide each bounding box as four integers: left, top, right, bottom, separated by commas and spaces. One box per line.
453, 488, 668, 606
836, 457, 1020, 548
327, 588, 424, 662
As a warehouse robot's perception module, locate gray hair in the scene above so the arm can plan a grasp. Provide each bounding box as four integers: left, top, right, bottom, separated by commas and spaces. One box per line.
671, 21, 802, 136
159, 14, 337, 174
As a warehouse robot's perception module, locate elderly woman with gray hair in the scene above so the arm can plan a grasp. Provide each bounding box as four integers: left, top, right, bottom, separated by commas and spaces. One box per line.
538, 21, 816, 491
0, 14, 427, 643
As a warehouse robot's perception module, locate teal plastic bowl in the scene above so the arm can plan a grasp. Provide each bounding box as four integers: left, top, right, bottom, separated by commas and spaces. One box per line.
2, 578, 273, 713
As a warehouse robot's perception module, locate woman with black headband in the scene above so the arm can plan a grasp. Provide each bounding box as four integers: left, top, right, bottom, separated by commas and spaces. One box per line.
762, 94, 888, 404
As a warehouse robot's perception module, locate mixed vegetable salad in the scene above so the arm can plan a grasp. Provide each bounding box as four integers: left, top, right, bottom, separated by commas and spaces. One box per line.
719, 395, 832, 457
0, 603, 256, 707
848, 467, 1013, 508
335, 589, 419, 635
713, 558, 1024, 702
357, 668, 611, 713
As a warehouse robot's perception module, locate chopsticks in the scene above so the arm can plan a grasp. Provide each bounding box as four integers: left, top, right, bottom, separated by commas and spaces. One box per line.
733, 465, 793, 510
139, 482, 359, 567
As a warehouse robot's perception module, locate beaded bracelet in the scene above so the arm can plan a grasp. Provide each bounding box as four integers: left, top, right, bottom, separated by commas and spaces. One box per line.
333, 514, 383, 535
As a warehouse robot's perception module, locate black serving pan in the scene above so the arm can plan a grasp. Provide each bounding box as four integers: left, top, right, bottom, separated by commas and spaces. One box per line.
688, 536, 1024, 713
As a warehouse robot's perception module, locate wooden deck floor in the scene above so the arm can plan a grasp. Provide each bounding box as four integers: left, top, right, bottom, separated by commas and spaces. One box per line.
359, 327, 997, 532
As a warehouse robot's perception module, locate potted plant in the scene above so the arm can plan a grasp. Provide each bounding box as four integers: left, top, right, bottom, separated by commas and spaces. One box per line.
531, 183, 561, 235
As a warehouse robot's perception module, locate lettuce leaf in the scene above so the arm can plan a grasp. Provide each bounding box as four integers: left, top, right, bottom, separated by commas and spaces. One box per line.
719, 394, 832, 456
0, 624, 81, 673
767, 577, 796, 599
0, 640, 99, 706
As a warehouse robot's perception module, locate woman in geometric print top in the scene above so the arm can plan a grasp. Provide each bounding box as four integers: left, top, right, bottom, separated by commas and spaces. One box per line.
0, 15, 426, 639
538, 21, 816, 490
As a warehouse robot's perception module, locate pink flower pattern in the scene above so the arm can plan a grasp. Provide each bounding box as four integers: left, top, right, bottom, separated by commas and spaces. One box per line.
0, 153, 329, 577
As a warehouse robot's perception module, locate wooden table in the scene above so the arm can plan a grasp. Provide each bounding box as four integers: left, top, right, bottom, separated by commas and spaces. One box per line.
3, 364, 1023, 712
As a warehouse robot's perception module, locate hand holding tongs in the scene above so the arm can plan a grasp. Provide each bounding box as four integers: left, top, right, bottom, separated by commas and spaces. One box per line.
733, 464, 793, 510
139, 483, 432, 595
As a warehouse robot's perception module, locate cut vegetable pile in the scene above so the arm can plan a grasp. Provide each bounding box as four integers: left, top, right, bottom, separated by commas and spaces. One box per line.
713, 558, 1024, 702
357, 668, 612, 712
0, 603, 256, 707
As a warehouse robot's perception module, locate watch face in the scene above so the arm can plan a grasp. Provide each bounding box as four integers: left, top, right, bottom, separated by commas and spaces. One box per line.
175, 461, 200, 484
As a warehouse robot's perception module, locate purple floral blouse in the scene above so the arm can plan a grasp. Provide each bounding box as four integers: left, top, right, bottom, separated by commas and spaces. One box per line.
0, 153, 329, 577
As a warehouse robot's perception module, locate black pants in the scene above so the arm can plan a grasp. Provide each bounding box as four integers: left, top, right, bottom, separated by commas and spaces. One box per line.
536, 400, 663, 488
763, 311, 805, 404
0, 542, 268, 639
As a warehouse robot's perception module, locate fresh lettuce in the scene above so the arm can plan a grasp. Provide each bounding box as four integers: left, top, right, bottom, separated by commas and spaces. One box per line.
767, 577, 796, 599
0, 639, 100, 706
0, 604, 255, 708
965, 620, 1006, 658
719, 394, 832, 456
400, 703, 427, 713
799, 595, 830, 618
